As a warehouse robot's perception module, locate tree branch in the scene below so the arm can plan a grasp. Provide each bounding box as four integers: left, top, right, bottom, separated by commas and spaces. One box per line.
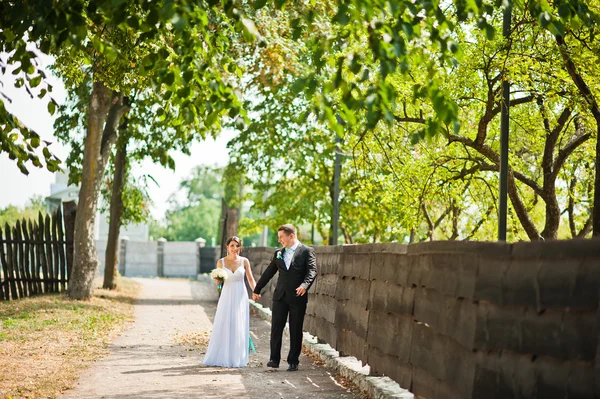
544, 106, 572, 178
463, 205, 494, 240
394, 115, 426, 124
100, 92, 128, 163
490, 95, 536, 117
577, 215, 593, 238
568, 176, 577, 237
422, 204, 434, 241
552, 133, 592, 179
433, 206, 452, 229
448, 134, 544, 196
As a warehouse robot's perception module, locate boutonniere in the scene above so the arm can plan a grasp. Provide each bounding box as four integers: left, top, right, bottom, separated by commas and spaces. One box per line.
276, 250, 283, 260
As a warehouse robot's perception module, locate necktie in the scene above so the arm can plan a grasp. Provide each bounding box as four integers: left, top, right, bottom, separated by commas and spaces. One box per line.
284, 247, 294, 269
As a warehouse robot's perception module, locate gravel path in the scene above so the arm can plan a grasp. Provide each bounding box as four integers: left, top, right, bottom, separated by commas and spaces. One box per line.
60, 277, 366, 399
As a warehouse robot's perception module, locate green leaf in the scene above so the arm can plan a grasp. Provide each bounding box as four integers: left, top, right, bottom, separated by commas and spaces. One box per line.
241, 17, 260, 41
349, 54, 361, 74
275, 0, 286, 10
291, 18, 303, 40
30, 75, 42, 88
229, 106, 240, 118
547, 21, 565, 36
206, 111, 218, 127
157, 107, 166, 121
448, 41, 459, 54
104, 46, 118, 62
291, 77, 307, 94
126, 15, 140, 29
171, 13, 187, 31
235, 116, 246, 130
164, 71, 175, 86
538, 11, 551, 27
18, 162, 30, 175
410, 132, 422, 145
484, 24, 495, 40
558, 3, 571, 20
254, 0, 268, 9
48, 100, 56, 115
453, 119, 461, 134
3, 28, 15, 42
333, 4, 350, 26
177, 86, 191, 99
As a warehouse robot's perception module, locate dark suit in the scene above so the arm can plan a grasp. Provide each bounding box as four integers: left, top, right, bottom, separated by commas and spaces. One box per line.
253, 243, 317, 365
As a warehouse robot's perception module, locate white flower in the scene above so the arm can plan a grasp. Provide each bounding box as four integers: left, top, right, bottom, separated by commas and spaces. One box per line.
210, 268, 228, 281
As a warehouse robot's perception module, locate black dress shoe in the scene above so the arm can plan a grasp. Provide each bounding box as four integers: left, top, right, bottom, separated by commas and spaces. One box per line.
287, 363, 298, 371
267, 360, 279, 368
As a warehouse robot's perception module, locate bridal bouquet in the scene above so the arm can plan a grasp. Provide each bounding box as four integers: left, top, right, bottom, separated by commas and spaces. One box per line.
210, 268, 228, 293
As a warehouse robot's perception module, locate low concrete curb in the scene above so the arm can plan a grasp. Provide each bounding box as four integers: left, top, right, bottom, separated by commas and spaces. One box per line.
249, 300, 414, 399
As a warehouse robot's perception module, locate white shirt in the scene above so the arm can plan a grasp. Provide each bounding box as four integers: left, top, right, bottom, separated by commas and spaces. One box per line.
284, 241, 300, 270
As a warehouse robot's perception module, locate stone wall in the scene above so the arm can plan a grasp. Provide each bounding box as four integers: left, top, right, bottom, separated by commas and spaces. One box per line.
244, 239, 600, 399
96, 239, 206, 278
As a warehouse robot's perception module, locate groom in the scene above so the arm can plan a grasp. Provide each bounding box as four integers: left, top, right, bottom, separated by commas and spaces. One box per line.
253, 224, 317, 371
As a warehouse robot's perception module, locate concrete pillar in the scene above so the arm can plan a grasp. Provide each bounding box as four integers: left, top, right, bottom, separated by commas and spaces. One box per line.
118, 236, 129, 276
195, 237, 206, 279
157, 238, 166, 277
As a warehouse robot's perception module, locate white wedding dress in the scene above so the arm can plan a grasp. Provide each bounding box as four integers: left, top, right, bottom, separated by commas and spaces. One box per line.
203, 257, 250, 368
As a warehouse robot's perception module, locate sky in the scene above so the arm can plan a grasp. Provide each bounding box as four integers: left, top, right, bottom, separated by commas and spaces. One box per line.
0, 54, 234, 220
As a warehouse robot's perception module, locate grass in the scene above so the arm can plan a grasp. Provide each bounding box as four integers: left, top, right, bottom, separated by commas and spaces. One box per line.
0, 277, 141, 399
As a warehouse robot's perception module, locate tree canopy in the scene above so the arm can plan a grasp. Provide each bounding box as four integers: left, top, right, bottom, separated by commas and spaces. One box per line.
1, 0, 599, 257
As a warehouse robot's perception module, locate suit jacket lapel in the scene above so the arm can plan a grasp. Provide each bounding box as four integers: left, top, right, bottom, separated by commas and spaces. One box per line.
290, 243, 302, 266
277, 248, 287, 270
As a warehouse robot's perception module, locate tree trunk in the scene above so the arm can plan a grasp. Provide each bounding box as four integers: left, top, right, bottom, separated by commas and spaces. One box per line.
594, 125, 600, 236
226, 208, 239, 239
103, 131, 129, 290
555, 34, 600, 237
69, 82, 126, 300
219, 198, 239, 258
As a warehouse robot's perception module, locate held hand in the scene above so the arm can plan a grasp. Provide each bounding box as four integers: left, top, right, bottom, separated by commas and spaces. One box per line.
252, 293, 261, 301
296, 286, 307, 296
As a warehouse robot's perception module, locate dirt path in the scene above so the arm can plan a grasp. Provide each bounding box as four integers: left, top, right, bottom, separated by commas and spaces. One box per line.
61, 278, 365, 399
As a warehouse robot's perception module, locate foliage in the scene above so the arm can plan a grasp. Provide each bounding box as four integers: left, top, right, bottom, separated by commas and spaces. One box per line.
99, 172, 153, 227
0, 0, 253, 174
151, 199, 221, 242
150, 165, 223, 242
2, 0, 599, 245
0, 196, 47, 228
228, 0, 599, 243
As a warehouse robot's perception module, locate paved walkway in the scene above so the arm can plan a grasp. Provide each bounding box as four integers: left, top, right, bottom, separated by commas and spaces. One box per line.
61, 278, 366, 399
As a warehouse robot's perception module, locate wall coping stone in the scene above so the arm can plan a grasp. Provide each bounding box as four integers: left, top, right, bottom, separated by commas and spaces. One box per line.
249, 299, 414, 399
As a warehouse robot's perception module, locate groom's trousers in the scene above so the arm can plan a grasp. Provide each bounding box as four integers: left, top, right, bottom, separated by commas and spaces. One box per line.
270, 293, 307, 365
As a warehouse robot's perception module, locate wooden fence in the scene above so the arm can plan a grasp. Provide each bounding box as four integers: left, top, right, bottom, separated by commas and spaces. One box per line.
0, 201, 76, 301
245, 239, 600, 399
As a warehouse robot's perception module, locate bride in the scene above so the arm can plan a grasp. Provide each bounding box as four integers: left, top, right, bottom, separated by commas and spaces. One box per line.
203, 236, 257, 368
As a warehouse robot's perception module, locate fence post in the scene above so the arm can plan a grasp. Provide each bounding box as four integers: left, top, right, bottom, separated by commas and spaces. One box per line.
62, 201, 76, 282
157, 238, 166, 277
118, 236, 128, 276
195, 237, 206, 278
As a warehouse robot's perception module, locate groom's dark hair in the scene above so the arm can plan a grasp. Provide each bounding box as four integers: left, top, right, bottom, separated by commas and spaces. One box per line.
278, 224, 296, 236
